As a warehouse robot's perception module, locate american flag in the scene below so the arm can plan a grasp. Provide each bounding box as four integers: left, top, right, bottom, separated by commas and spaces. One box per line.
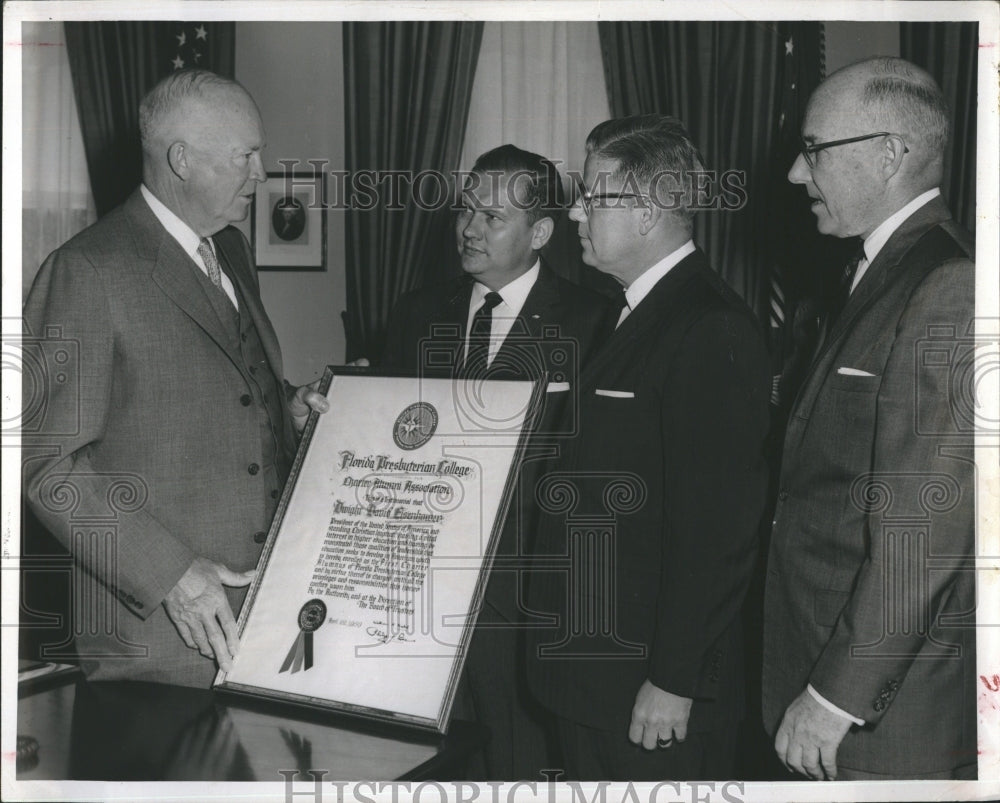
163, 22, 229, 74
767, 22, 824, 406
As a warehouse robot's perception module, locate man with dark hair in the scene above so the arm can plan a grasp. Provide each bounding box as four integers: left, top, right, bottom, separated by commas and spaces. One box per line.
382, 144, 606, 380
763, 56, 976, 781
525, 115, 770, 780
23, 69, 327, 687
381, 144, 609, 779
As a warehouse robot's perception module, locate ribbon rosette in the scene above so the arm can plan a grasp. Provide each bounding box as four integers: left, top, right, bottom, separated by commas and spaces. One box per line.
279, 599, 327, 674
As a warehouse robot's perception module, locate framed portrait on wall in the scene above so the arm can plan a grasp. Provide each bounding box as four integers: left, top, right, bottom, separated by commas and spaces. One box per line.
252, 171, 326, 270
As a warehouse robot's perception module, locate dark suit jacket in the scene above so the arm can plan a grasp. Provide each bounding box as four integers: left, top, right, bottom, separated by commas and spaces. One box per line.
525, 249, 771, 737
380, 263, 610, 620
762, 197, 977, 776
22, 189, 296, 687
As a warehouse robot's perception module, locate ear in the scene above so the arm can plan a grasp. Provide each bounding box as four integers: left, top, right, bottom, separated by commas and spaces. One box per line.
878, 134, 908, 181
167, 141, 190, 180
531, 215, 555, 250
636, 199, 662, 236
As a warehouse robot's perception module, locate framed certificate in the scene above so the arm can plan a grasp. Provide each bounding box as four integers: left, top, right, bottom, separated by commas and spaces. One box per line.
215, 368, 545, 733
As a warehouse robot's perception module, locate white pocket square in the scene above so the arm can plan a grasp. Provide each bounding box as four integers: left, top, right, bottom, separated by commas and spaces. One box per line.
595, 389, 635, 398
837, 367, 877, 377
546, 381, 570, 393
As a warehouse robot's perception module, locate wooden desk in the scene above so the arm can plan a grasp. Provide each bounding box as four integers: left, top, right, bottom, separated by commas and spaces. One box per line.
16, 674, 485, 781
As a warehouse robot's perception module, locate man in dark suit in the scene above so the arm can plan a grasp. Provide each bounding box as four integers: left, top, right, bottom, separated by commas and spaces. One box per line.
22, 69, 327, 687
381, 144, 609, 779
763, 57, 977, 781
525, 115, 771, 780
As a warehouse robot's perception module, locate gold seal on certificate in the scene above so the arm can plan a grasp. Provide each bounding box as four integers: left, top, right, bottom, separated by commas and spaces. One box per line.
215, 368, 544, 733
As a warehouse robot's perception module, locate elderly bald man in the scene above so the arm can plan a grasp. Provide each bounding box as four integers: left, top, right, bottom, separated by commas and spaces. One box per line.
762, 57, 976, 780
23, 69, 328, 687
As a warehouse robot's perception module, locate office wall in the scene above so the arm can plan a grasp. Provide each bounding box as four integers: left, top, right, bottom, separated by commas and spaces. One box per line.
825, 21, 901, 75
232, 19, 900, 383
235, 22, 347, 383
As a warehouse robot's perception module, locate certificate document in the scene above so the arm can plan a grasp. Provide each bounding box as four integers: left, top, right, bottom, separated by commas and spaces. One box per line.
216, 369, 543, 732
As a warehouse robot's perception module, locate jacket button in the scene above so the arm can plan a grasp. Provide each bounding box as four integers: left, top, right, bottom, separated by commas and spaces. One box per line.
248, 463, 260, 475
253, 531, 267, 544
241, 333, 248, 342
271, 489, 280, 499
240, 394, 252, 406
249, 365, 257, 375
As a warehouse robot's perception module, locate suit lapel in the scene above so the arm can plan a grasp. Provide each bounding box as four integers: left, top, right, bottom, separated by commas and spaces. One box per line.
444, 278, 475, 339
213, 231, 285, 382
790, 197, 954, 424
580, 252, 701, 391
491, 264, 561, 369
128, 193, 244, 368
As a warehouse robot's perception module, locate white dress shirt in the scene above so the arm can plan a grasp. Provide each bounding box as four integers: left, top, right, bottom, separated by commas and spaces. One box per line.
141, 184, 238, 308
465, 260, 540, 365
617, 240, 697, 328
850, 187, 941, 294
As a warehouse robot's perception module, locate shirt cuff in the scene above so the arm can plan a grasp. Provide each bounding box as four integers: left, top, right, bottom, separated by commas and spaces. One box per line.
807, 684, 865, 726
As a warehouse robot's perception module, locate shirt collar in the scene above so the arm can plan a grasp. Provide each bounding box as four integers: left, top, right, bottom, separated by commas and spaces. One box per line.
624, 239, 696, 311
470, 259, 540, 316
862, 188, 941, 264
141, 184, 207, 261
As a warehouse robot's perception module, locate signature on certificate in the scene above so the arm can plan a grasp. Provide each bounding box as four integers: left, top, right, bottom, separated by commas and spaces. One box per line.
366, 620, 415, 644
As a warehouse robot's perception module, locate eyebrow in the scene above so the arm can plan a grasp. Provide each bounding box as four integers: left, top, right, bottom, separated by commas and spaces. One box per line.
463, 197, 505, 212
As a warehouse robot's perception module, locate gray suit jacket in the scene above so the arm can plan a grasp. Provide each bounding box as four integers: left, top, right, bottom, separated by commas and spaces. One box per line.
22, 189, 296, 687
762, 197, 977, 776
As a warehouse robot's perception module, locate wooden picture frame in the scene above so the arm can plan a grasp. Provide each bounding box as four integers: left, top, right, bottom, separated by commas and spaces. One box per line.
215, 368, 545, 733
252, 171, 326, 271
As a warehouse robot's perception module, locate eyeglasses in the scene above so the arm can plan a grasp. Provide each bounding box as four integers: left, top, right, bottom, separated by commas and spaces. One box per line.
578, 191, 649, 215
799, 132, 909, 168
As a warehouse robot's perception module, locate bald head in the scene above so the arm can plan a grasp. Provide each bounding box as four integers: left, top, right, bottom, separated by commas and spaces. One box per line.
140, 70, 259, 167
138, 69, 266, 237
812, 57, 949, 189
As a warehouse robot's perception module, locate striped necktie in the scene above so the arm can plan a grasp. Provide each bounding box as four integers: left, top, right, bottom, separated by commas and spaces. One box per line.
197, 238, 224, 292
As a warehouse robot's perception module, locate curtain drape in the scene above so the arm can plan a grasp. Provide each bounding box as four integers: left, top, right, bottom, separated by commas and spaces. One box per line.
900, 22, 978, 233
459, 21, 613, 292
460, 22, 609, 179
64, 22, 235, 217
597, 22, 830, 325
343, 22, 483, 362
22, 22, 96, 298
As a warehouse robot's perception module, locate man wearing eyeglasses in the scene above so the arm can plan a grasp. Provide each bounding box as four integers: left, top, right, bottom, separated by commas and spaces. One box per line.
762, 57, 976, 781
381, 144, 609, 780
525, 115, 770, 780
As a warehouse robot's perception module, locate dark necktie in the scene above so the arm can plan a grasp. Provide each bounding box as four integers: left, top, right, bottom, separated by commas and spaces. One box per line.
827, 246, 865, 331
613, 287, 631, 329
462, 291, 503, 377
